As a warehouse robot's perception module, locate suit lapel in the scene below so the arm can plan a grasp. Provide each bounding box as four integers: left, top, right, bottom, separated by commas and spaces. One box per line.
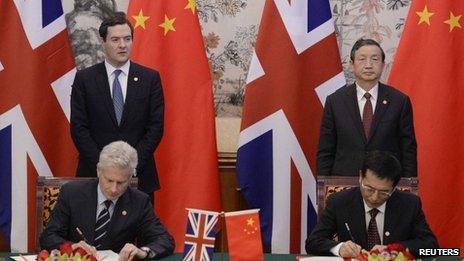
103, 189, 132, 248
78, 181, 98, 243
368, 83, 390, 142
343, 84, 367, 143
119, 62, 141, 127
347, 188, 368, 248
95, 63, 119, 126
383, 192, 401, 244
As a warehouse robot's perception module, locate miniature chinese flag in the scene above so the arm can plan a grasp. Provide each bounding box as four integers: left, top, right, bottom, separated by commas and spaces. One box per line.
225, 209, 263, 261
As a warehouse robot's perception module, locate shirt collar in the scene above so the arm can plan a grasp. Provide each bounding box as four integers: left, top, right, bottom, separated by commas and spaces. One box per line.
356, 82, 379, 102
363, 200, 386, 214
97, 183, 118, 206
104, 59, 130, 77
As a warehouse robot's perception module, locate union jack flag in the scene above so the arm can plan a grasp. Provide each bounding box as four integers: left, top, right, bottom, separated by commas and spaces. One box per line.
182, 209, 219, 261
0, 0, 76, 252
236, 0, 345, 253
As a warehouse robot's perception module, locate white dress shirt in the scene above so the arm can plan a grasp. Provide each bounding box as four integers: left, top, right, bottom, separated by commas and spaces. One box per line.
330, 200, 386, 256
96, 185, 119, 220
356, 83, 378, 120
105, 60, 130, 102
363, 200, 386, 245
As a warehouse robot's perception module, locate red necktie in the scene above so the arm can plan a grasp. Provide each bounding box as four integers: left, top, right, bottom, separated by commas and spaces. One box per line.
363, 92, 373, 138
367, 208, 381, 250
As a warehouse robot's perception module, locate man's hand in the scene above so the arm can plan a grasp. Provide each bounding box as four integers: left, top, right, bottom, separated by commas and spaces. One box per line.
339, 240, 362, 258
370, 244, 387, 252
71, 240, 97, 256
119, 243, 147, 261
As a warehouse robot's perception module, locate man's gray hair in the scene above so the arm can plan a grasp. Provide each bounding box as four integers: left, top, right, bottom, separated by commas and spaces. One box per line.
97, 141, 138, 175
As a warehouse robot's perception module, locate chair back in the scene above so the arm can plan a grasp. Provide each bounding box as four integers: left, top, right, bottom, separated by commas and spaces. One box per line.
35, 176, 138, 250
316, 176, 418, 215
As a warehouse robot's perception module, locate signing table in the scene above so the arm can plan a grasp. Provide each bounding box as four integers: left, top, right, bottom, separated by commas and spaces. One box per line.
1, 253, 462, 260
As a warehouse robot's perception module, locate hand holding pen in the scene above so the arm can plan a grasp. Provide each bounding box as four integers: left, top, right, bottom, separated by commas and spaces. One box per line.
73, 227, 97, 256
339, 223, 362, 258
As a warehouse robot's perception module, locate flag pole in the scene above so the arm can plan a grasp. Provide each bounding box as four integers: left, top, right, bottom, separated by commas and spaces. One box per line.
219, 211, 225, 261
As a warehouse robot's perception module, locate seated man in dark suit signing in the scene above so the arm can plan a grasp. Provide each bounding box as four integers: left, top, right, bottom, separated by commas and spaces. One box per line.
306, 151, 437, 258
40, 141, 174, 260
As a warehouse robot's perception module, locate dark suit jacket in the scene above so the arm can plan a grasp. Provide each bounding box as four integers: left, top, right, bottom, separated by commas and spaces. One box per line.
317, 83, 417, 177
70, 61, 164, 193
306, 187, 438, 257
39, 180, 174, 258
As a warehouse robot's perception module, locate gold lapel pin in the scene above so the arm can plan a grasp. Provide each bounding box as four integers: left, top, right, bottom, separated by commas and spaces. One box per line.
134, 77, 139, 82
122, 210, 127, 216
385, 231, 390, 237
383, 100, 388, 105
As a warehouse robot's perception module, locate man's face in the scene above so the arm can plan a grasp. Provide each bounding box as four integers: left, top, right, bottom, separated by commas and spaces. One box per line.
101, 24, 132, 67
359, 169, 394, 208
98, 166, 131, 200
350, 45, 385, 89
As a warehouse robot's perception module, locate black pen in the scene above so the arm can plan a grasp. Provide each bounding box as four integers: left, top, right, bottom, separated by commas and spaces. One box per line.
76, 227, 88, 243
344, 222, 356, 242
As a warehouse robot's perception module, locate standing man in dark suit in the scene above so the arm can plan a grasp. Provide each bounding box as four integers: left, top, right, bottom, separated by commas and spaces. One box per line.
306, 151, 437, 258
317, 38, 417, 177
70, 12, 164, 200
40, 141, 174, 259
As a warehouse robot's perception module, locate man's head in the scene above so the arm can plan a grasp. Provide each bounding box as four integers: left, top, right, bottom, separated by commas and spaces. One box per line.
349, 38, 385, 90
359, 151, 401, 208
97, 141, 138, 200
99, 12, 134, 67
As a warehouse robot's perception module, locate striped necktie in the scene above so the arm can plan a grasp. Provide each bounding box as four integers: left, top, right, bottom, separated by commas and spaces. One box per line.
94, 200, 112, 249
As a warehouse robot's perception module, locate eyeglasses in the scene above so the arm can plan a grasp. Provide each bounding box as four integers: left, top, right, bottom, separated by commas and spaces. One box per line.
354, 56, 383, 65
360, 180, 395, 198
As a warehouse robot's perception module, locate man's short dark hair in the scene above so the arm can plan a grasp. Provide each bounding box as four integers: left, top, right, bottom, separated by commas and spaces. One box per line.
99, 11, 134, 41
360, 151, 402, 186
350, 38, 385, 63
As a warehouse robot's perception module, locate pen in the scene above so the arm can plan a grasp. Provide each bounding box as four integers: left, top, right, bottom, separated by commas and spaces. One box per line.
344, 222, 356, 242
76, 227, 88, 243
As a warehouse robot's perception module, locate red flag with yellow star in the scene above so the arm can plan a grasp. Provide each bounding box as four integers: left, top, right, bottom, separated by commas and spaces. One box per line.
389, 1, 464, 250
127, 0, 221, 252
225, 209, 264, 261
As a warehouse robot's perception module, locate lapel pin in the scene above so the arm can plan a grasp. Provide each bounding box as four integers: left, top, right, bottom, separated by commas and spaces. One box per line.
385, 231, 390, 237
383, 100, 388, 105
134, 77, 139, 82
122, 210, 127, 216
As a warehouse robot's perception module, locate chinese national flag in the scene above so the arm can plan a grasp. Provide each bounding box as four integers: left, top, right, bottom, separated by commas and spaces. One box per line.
388, 1, 464, 250
225, 209, 264, 261
127, 1, 221, 251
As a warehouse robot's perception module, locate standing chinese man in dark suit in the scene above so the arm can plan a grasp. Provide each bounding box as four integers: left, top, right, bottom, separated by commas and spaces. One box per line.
317, 38, 417, 177
70, 12, 164, 201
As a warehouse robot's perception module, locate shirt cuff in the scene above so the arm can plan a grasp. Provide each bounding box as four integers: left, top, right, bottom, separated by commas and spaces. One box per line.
330, 242, 343, 256
140, 246, 156, 259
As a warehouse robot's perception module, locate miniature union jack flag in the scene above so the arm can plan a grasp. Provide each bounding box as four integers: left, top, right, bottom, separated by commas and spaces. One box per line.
182, 208, 219, 261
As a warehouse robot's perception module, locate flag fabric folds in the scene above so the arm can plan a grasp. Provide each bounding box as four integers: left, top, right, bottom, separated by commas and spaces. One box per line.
236, 0, 345, 253
388, 0, 464, 250
0, 0, 76, 252
127, 1, 222, 251
225, 209, 264, 261
182, 208, 219, 261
